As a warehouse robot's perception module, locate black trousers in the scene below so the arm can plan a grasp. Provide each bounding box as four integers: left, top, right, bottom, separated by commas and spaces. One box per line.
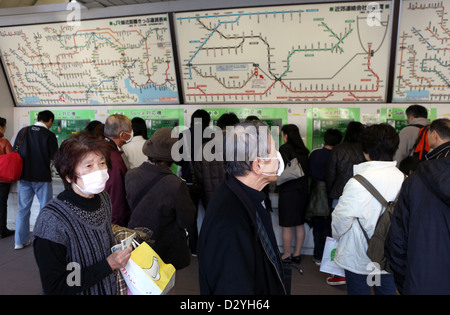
311, 216, 332, 260
0, 182, 11, 233
186, 184, 200, 254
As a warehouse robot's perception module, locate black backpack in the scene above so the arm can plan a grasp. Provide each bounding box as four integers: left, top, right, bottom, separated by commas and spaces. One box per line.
407, 124, 430, 161
353, 174, 404, 272
411, 125, 430, 161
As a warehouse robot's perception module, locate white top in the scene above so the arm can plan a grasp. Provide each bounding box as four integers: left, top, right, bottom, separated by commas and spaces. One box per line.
121, 135, 148, 169
331, 161, 404, 275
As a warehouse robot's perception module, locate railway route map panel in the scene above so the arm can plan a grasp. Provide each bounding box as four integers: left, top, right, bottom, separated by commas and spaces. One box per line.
175, 2, 393, 103
0, 14, 179, 106
393, 0, 450, 102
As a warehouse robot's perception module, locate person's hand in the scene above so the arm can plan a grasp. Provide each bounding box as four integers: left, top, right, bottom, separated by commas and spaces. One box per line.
107, 247, 132, 270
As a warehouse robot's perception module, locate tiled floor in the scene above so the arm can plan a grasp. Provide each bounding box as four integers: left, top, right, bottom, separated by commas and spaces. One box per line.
0, 233, 346, 295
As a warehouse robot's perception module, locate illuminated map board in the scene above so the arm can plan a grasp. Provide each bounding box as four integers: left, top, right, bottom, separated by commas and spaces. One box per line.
175, 2, 393, 103
380, 107, 438, 132
307, 108, 360, 150
0, 15, 178, 106
109, 108, 184, 139
206, 107, 287, 144
393, 0, 450, 102
30, 110, 95, 146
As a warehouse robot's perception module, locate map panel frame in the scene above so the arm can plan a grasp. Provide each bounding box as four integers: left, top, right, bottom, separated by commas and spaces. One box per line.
0, 14, 179, 106
174, 1, 394, 104
393, 0, 450, 103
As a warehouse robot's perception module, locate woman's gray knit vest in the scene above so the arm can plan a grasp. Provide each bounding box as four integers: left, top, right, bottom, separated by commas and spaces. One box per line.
33, 191, 116, 295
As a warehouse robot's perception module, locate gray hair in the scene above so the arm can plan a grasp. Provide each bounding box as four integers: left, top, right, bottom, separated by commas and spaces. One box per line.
224, 121, 272, 176
104, 114, 131, 138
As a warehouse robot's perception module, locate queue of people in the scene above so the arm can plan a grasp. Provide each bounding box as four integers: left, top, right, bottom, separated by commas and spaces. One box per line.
0, 104, 448, 295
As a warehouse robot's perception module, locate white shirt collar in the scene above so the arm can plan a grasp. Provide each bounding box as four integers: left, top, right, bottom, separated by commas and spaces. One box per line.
34, 121, 48, 129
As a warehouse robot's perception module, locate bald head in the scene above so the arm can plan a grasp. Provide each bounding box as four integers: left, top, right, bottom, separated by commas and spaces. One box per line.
104, 114, 131, 139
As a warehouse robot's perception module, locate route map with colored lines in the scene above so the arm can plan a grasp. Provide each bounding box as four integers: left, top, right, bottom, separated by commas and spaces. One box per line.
0, 14, 178, 106
175, 2, 392, 103
393, 0, 450, 102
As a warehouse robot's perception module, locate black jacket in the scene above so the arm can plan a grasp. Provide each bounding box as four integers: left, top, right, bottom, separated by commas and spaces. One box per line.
385, 157, 450, 294
126, 162, 196, 270
425, 141, 450, 160
198, 174, 286, 295
326, 142, 365, 199
14, 125, 58, 182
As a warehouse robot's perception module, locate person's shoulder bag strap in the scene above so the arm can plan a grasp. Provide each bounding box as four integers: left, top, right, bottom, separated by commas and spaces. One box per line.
353, 174, 388, 207
131, 171, 171, 210
353, 174, 389, 243
14, 127, 28, 153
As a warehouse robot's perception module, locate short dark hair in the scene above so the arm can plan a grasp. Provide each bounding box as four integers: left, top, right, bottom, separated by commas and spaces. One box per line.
430, 118, 450, 140
399, 156, 420, 175
406, 105, 428, 119
361, 123, 399, 161
217, 113, 240, 130
85, 120, 104, 139
244, 115, 260, 122
37, 110, 54, 123
281, 124, 309, 155
324, 128, 342, 146
0, 117, 6, 128
131, 117, 149, 140
54, 133, 111, 190
343, 121, 364, 143
85, 120, 102, 134
190, 109, 211, 130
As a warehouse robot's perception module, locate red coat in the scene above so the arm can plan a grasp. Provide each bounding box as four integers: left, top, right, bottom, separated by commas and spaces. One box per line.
105, 138, 130, 227
0, 132, 12, 155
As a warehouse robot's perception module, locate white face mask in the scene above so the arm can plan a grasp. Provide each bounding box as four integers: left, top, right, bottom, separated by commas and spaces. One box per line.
259, 151, 285, 177
74, 169, 109, 195
123, 130, 134, 144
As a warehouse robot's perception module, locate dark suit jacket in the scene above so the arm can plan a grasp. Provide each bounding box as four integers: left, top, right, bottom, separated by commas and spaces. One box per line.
198, 174, 286, 295
104, 138, 130, 227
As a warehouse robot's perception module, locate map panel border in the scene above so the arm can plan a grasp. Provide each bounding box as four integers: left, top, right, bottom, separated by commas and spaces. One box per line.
174, 1, 394, 104
0, 13, 180, 107
392, 0, 450, 103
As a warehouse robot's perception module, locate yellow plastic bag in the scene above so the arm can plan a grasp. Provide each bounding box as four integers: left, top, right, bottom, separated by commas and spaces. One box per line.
121, 241, 176, 295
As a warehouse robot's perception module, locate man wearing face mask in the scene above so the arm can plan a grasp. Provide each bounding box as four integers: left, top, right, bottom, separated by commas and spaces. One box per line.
198, 121, 287, 295
103, 114, 133, 227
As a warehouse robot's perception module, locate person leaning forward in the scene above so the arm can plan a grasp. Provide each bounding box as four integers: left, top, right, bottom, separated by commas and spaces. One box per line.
126, 128, 195, 270
198, 121, 287, 295
103, 114, 133, 227
386, 118, 450, 295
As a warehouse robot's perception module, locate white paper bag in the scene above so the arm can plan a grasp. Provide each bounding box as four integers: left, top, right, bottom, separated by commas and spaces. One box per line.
120, 241, 176, 295
319, 237, 345, 277
121, 259, 176, 295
